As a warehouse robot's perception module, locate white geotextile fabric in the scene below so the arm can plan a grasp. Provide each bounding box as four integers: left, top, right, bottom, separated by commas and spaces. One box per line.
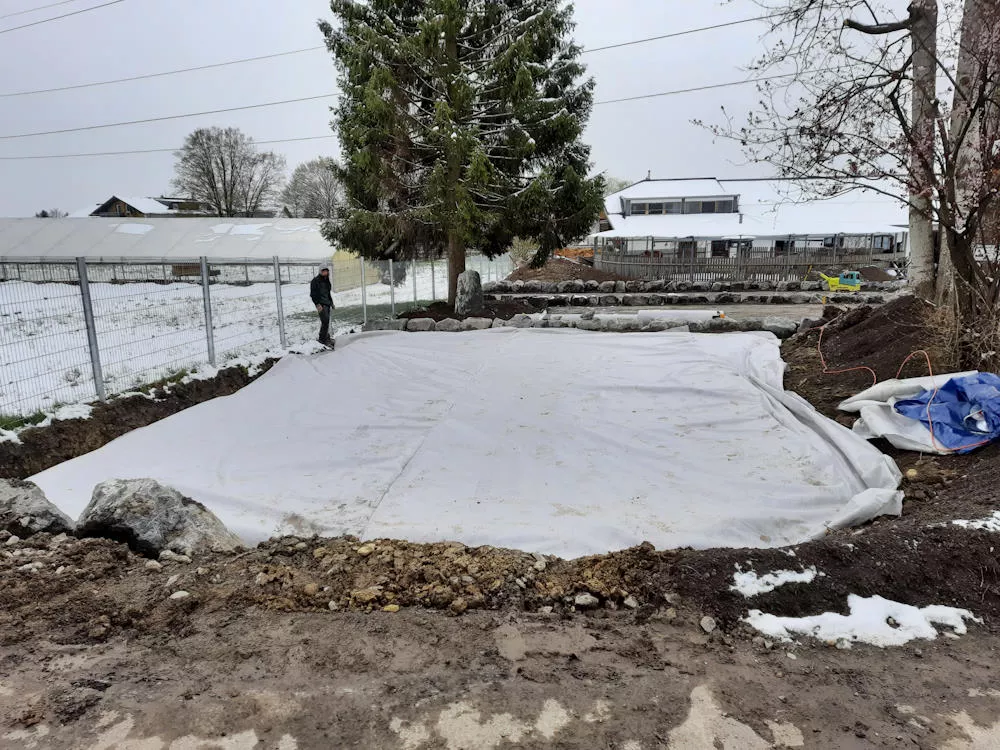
839, 372, 979, 454
31, 329, 903, 557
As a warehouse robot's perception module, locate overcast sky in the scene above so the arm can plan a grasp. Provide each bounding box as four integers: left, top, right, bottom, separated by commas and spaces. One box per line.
0, 0, 778, 217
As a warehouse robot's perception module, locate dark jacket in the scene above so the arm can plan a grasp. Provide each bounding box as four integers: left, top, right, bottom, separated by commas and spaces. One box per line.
310, 274, 333, 307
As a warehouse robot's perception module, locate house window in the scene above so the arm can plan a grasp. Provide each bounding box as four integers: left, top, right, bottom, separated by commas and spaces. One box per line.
715, 199, 735, 213
663, 201, 682, 214
683, 200, 701, 214
711, 240, 729, 258
647, 203, 664, 215
630, 203, 648, 215
774, 239, 795, 256
873, 235, 894, 252
701, 201, 717, 214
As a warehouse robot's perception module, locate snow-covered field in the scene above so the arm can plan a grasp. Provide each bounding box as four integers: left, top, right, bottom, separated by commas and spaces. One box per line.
1, 255, 511, 417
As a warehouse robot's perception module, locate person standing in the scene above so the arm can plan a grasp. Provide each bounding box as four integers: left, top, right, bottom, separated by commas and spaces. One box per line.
310, 268, 335, 347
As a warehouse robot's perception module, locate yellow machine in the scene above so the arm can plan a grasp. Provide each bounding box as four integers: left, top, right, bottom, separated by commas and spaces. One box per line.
818, 271, 862, 292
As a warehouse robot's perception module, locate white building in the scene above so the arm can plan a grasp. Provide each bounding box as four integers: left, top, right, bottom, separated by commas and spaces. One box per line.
596, 177, 908, 259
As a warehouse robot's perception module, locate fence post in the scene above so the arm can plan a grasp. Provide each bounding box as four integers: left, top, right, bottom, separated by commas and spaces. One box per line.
389, 259, 396, 317
200, 256, 216, 366
360, 256, 368, 325
273, 256, 288, 349
431, 257, 436, 300
412, 256, 418, 308
76, 258, 106, 402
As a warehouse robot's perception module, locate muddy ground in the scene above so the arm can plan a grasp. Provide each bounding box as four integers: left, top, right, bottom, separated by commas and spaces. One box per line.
2, 297, 1000, 748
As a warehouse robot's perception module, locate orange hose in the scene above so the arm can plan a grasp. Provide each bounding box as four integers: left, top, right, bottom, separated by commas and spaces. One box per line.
816, 324, 878, 386
817, 323, 991, 453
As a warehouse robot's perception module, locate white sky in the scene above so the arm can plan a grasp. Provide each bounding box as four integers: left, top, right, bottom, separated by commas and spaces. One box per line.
0, 0, 778, 217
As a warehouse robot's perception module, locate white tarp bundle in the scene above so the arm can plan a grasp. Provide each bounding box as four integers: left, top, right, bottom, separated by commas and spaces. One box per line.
31, 329, 903, 557
840, 372, 979, 454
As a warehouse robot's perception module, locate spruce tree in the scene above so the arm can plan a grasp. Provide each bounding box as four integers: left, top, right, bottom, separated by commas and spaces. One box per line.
320, 0, 604, 304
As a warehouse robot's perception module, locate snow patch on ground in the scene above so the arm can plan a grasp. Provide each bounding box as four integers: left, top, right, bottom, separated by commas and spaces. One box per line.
730, 566, 822, 597
179, 341, 328, 385
953, 512, 1000, 532
0, 343, 326, 445
0, 402, 94, 444
745, 594, 980, 648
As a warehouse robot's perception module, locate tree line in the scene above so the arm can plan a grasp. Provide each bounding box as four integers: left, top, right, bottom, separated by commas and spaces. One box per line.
170, 127, 342, 220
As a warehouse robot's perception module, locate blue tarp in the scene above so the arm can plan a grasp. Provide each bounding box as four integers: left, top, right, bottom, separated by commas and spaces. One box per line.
894, 373, 1000, 453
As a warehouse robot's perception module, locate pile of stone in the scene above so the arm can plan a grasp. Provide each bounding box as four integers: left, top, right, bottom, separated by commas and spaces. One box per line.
364, 312, 801, 339
1, 477, 242, 559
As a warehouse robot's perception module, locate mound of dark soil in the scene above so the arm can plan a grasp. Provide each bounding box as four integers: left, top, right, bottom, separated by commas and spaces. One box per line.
399, 298, 542, 322
0, 361, 276, 480
507, 258, 626, 283
784, 295, 953, 418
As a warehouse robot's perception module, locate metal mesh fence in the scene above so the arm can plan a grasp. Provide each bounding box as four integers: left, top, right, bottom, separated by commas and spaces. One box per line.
1, 253, 514, 422
0, 261, 94, 422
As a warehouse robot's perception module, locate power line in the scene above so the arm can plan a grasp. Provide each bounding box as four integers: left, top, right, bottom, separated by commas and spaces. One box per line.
0, 0, 82, 20
0, 134, 337, 160
582, 14, 779, 54
593, 72, 804, 106
0, 46, 327, 98
0, 93, 337, 140
1, 15, 766, 98
0, 71, 810, 149
0, 134, 336, 160
0, 0, 124, 34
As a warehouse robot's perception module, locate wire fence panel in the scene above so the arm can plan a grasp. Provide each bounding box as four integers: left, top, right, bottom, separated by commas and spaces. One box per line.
89, 271, 210, 396
208, 262, 283, 362
0, 263, 95, 421
0, 252, 517, 419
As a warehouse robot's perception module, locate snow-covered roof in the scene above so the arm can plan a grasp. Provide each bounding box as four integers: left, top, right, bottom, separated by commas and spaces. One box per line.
112, 196, 174, 215
598, 213, 747, 239
67, 204, 102, 219
600, 178, 907, 238
0, 218, 335, 260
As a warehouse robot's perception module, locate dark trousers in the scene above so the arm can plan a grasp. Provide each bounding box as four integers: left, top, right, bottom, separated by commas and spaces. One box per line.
318, 305, 331, 343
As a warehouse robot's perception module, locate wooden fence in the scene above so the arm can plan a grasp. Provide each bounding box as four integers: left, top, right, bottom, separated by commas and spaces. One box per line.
594, 248, 907, 283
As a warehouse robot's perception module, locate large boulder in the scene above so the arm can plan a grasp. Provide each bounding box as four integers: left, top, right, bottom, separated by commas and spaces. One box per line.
462, 317, 494, 331
763, 317, 800, 339
76, 478, 242, 557
406, 318, 436, 332
507, 314, 534, 329
455, 270, 484, 316
436, 318, 462, 332
0, 479, 74, 537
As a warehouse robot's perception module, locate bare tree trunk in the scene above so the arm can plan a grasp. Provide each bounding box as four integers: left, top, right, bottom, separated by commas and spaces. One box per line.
447, 232, 466, 306
936, 233, 954, 303
908, 0, 939, 298
938, 0, 984, 304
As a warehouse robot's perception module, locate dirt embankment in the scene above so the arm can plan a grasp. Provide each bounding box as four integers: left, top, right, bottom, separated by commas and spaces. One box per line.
0, 362, 276, 480
507, 257, 627, 283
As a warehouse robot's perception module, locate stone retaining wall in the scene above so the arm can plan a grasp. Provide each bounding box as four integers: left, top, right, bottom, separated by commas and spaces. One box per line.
485, 279, 902, 294
363, 314, 802, 339
485, 292, 885, 307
